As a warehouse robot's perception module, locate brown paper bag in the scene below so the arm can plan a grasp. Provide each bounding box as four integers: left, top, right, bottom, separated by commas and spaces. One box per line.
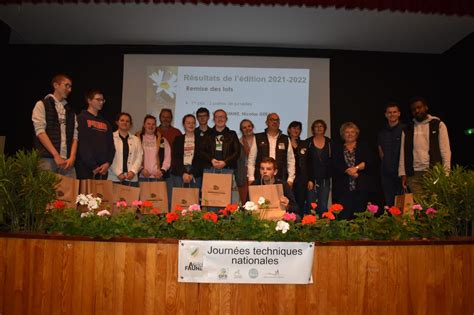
139, 181, 168, 213
55, 174, 80, 208
112, 183, 141, 214
79, 178, 114, 208
395, 192, 414, 216
249, 184, 285, 221
171, 187, 200, 209
201, 172, 233, 207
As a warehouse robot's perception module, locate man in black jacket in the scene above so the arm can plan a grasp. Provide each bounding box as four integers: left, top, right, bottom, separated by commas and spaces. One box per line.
75, 89, 115, 179
199, 109, 240, 171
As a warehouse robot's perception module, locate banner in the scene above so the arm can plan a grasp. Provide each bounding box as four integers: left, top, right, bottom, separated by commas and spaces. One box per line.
178, 240, 314, 284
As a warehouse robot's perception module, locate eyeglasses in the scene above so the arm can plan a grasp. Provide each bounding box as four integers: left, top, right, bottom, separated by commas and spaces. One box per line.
93, 98, 106, 103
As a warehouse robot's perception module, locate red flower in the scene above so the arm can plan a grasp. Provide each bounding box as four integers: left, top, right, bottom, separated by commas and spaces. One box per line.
329, 204, 344, 213
150, 208, 160, 215
203, 212, 218, 224
311, 202, 317, 210
322, 211, 335, 220
174, 205, 184, 212
388, 206, 402, 216
142, 200, 153, 208
166, 212, 180, 223
53, 200, 65, 210
301, 215, 317, 225
225, 204, 238, 213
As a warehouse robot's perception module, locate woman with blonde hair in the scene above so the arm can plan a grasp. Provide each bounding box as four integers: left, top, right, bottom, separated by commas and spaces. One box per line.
332, 122, 374, 219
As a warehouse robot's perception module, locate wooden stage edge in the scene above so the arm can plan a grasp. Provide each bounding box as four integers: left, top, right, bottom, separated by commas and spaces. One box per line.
1, 234, 473, 314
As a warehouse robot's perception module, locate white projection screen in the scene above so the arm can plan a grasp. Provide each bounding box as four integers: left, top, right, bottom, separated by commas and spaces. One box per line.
122, 55, 330, 138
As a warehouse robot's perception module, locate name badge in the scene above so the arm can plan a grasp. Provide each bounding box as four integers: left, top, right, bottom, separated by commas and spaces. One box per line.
278, 143, 286, 150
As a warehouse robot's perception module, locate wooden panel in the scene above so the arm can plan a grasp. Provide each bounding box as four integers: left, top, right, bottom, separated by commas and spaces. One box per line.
0, 237, 473, 315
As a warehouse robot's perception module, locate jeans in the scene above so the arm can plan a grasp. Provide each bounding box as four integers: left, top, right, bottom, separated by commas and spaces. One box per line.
39, 157, 76, 178
307, 178, 330, 216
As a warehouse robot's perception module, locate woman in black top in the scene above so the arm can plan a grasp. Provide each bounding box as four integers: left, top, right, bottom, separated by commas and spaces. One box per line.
306, 119, 332, 216
332, 122, 374, 220
171, 114, 203, 188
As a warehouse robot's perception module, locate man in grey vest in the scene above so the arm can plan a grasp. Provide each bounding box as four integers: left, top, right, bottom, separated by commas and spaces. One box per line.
247, 113, 295, 187
32, 74, 78, 177
398, 97, 451, 197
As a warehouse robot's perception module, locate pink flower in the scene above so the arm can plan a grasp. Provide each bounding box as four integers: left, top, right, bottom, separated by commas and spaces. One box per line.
283, 212, 297, 222
412, 204, 423, 210
188, 204, 201, 212
116, 201, 127, 207
367, 203, 379, 214
426, 208, 438, 215
132, 200, 143, 207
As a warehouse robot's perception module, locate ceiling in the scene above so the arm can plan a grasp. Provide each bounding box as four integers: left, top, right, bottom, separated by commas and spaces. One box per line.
1, 3, 473, 53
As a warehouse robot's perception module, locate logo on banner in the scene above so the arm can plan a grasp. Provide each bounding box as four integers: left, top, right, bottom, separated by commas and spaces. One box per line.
264, 269, 284, 279
248, 268, 259, 279
218, 268, 228, 280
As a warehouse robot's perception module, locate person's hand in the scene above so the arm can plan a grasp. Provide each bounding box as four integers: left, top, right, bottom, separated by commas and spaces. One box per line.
401, 175, 407, 189
183, 173, 193, 183
307, 181, 314, 190
54, 155, 67, 169
93, 162, 110, 175
345, 167, 358, 177
142, 169, 151, 178
118, 173, 126, 181
125, 171, 135, 180
248, 180, 254, 186
280, 196, 289, 209
287, 180, 294, 188
156, 169, 164, 179
64, 156, 75, 170
211, 159, 220, 168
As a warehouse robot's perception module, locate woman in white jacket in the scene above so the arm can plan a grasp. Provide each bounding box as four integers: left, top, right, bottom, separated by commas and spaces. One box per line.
109, 112, 143, 187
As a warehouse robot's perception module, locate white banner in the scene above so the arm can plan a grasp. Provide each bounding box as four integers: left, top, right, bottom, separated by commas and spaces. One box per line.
178, 240, 314, 284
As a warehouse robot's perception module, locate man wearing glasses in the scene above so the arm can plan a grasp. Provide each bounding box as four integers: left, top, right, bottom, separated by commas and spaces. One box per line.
75, 89, 115, 179
32, 74, 78, 177
247, 113, 295, 187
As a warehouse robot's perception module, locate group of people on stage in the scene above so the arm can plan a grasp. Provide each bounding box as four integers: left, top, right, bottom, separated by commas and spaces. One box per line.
32, 74, 451, 219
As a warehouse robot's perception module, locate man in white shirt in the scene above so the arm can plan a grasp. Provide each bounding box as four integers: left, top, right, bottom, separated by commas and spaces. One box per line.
31, 74, 78, 177
247, 113, 295, 187
398, 97, 451, 197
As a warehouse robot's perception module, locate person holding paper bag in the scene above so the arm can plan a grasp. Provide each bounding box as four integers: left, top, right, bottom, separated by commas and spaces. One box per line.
137, 114, 171, 182
76, 89, 115, 179
253, 157, 298, 214
109, 113, 143, 187
200, 109, 240, 172
171, 114, 203, 188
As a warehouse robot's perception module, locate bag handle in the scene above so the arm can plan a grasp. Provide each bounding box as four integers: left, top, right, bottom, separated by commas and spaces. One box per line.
93, 173, 107, 180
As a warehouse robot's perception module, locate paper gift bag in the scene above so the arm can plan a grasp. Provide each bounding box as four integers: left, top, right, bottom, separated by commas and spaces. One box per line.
249, 184, 285, 221
171, 187, 200, 209
201, 172, 233, 207
79, 178, 114, 207
139, 181, 168, 213
395, 192, 414, 216
55, 174, 80, 208
112, 183, 141, 215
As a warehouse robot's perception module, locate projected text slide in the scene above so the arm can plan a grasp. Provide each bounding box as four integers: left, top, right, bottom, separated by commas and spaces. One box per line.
146, 66, 310, 134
